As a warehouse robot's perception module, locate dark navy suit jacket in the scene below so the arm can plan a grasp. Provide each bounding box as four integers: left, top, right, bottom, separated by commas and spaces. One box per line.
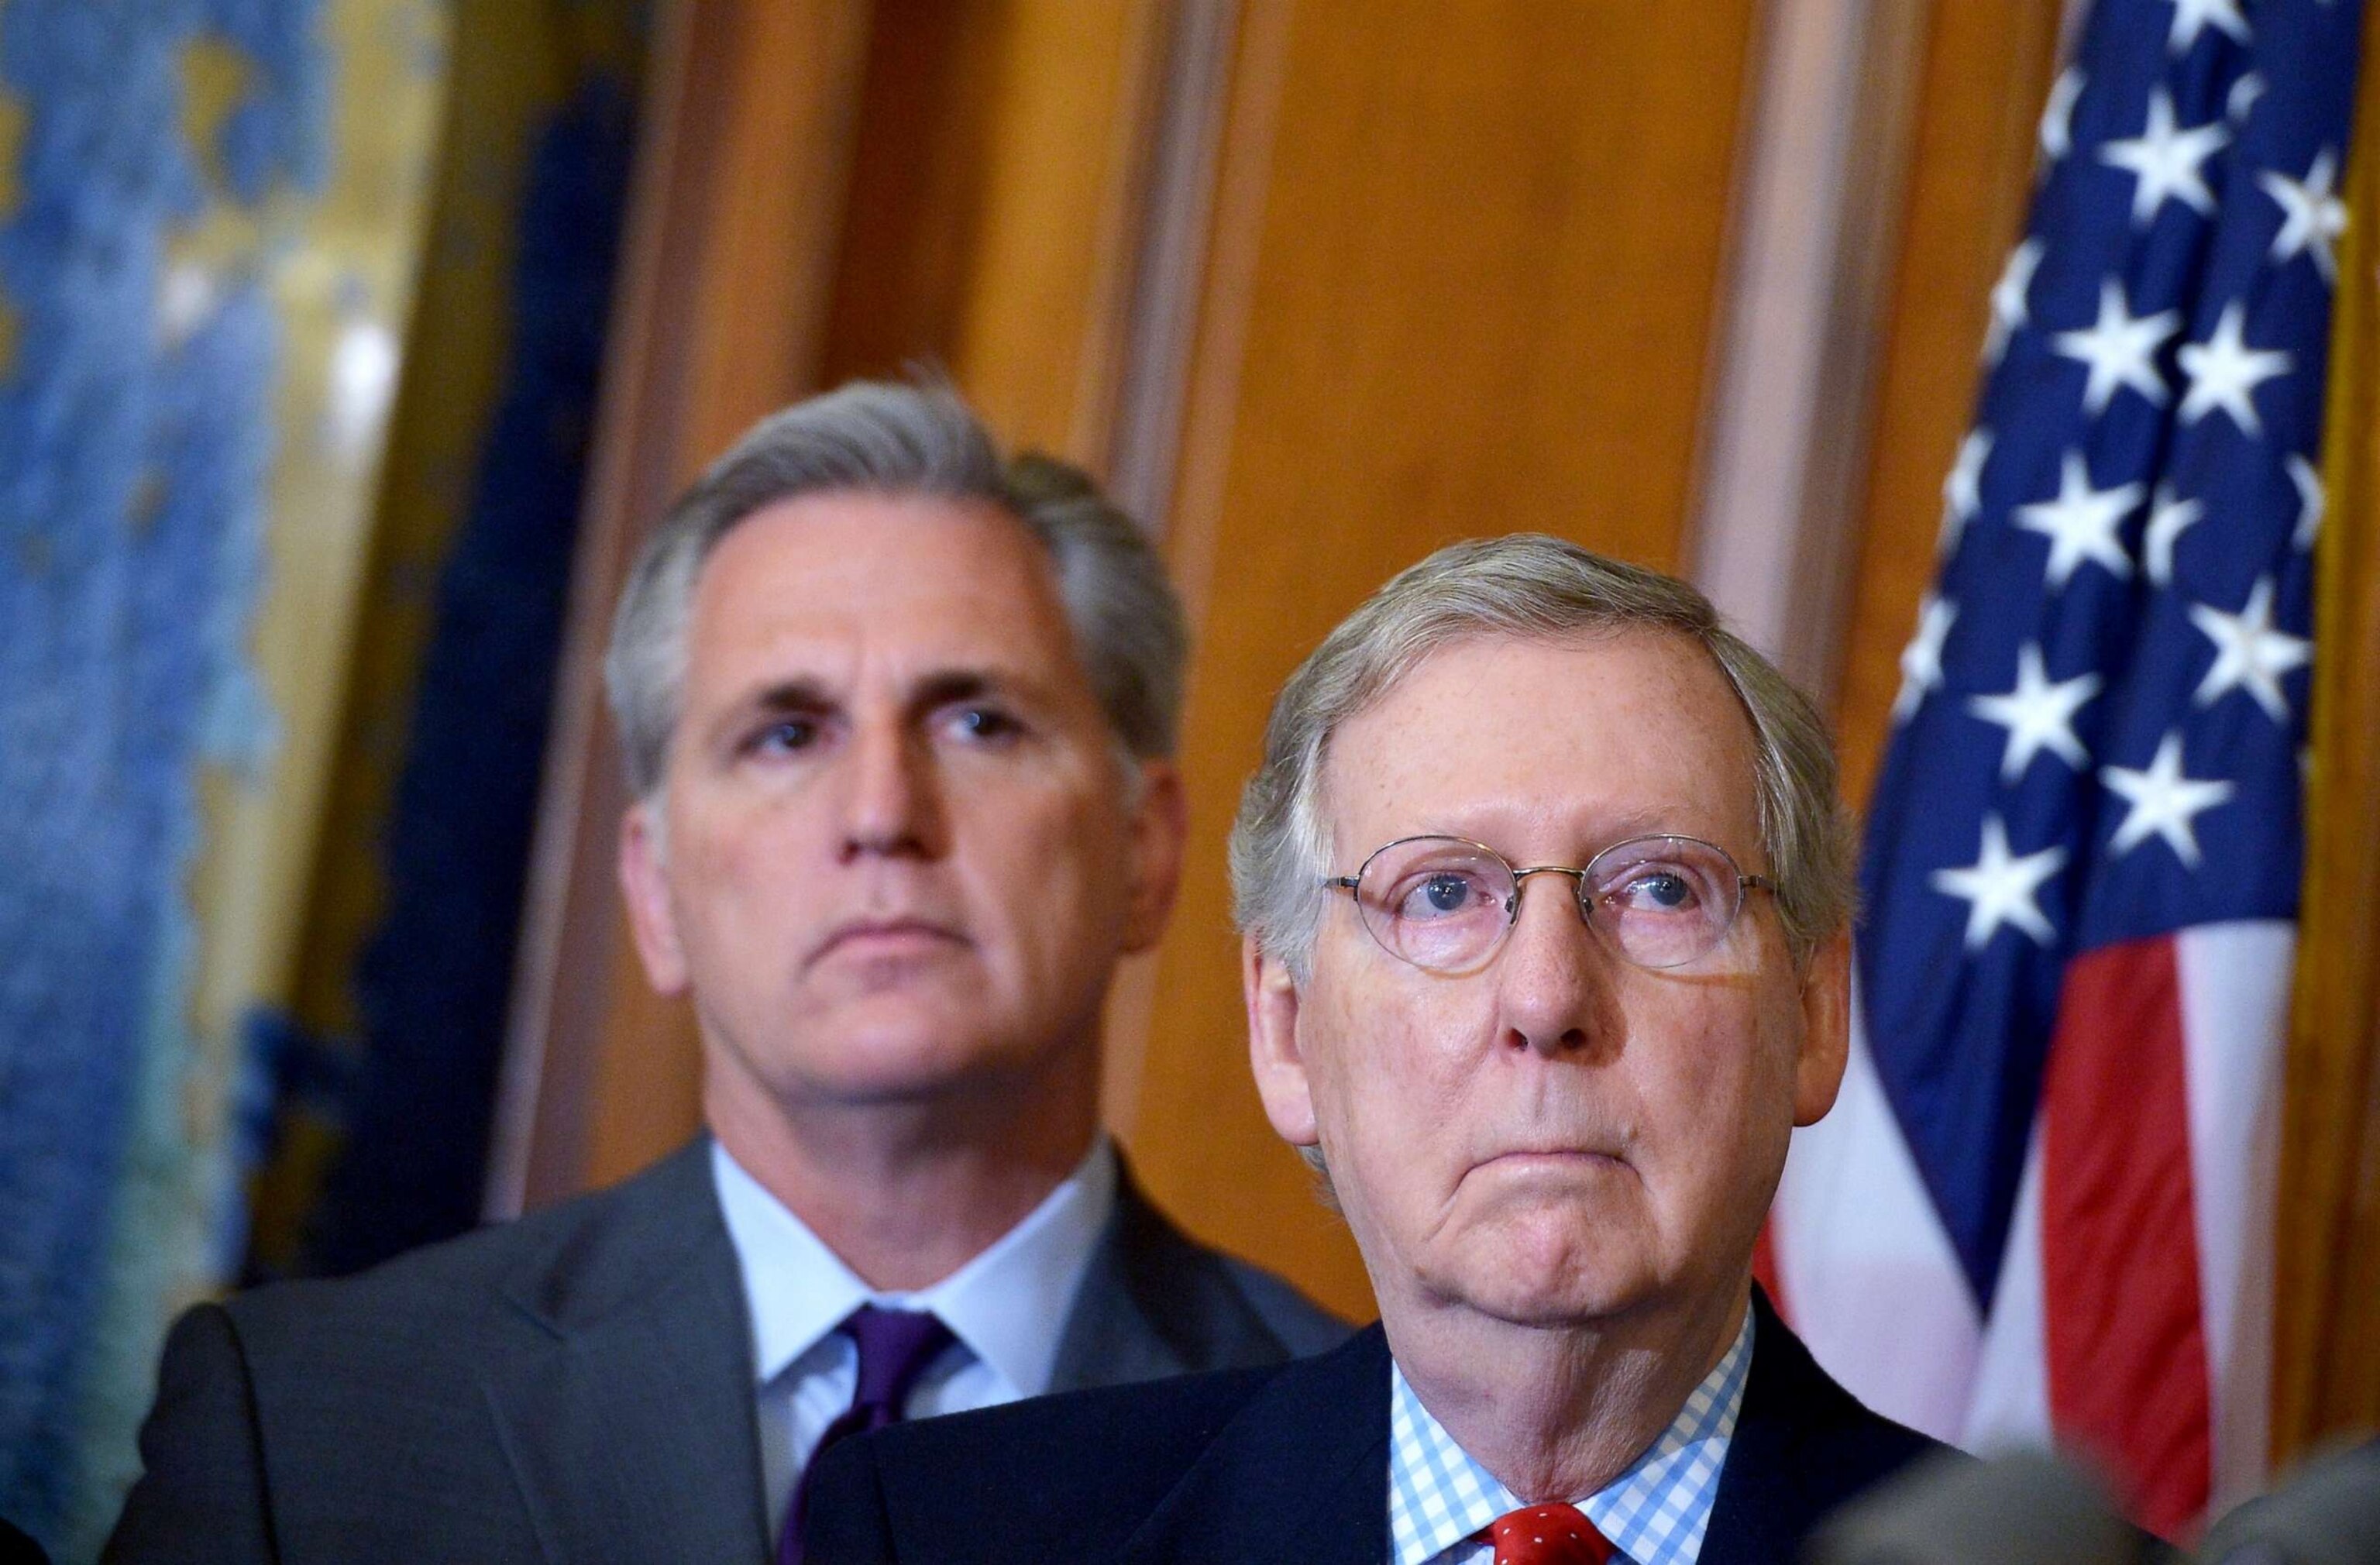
803, 1288, 1946, 1563
105, 1139, 1346, 1563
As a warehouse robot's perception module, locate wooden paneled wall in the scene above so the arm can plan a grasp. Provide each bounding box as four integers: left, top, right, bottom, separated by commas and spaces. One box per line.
2272, 5, 2380, 1463
813, 0, 1166, 456
1833, 0, 2065, 807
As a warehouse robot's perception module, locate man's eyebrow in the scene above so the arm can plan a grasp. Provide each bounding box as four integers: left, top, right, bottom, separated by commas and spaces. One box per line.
910, 669, 999, 708
907, 667, 1068, 714
742, 678, 838, 713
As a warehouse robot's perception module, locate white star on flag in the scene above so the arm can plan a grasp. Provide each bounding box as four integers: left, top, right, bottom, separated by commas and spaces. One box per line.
2015, 450, 2142, 586
1941, 429, 1993, 555
1967, 644, 2103, 780
1931, 815, 2068, 951
2168, 0, 2251, 52
2176, 302, 2292, 436
2229, 70, 2268, 125
2189, 576, 2310, 721
2260, 150, 2346, 282
2041, 68, 2085, 161
2289, 454, 2324, 547
2052, 277, 2180, 412
2144, 483, 2206, 586
1894, 595, 1959, 721
2100, 90, 2230, 225
1986, 239, 2045, 364
2100, 731, 2236, 866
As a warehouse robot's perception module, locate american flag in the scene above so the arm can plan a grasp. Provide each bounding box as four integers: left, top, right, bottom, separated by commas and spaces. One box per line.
1767, 0, 2360, 1536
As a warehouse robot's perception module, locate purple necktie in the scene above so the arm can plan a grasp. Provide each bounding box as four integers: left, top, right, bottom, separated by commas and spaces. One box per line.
779, 1304, 956, 1564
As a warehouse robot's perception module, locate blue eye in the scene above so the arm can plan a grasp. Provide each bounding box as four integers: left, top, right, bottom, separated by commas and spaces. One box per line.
952, 706, 1022, 741
1396, 870, 1495, 921
753, 717, 819, 753
1618, 869, 1697, 912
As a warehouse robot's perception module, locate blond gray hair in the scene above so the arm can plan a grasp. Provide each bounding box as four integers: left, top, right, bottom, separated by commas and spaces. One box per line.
605, 380, 1186, 800
1229, 534, 1854, 979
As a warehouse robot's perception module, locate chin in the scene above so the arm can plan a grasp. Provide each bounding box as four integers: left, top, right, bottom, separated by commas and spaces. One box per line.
1433, 1216, 1656, 1327
834, 1026, 1099, 1109
838, 1037, 1026, 1096
1454, 1271, 1648, 1329
736, 1024, 999, 1106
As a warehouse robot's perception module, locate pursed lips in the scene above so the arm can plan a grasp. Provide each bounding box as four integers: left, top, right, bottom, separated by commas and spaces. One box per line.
805, 916, 970, 970
1474, 1143, 1629, 1173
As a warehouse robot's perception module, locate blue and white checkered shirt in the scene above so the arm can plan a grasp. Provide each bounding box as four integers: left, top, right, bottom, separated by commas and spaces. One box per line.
1387, 1307, 1753, 1565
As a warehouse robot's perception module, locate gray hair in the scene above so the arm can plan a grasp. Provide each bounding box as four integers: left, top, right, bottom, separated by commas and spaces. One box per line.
605, 379, 1187, 800
1229, 534, 1855, 980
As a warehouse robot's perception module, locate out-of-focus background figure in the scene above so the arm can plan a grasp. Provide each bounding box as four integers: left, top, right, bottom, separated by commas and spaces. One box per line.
1808, 1439, 2380, 1563
3, 0, 2378, 1560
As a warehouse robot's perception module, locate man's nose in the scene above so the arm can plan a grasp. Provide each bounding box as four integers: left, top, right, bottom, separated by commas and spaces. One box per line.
1494, 873, 1608, 1056
837, 722, 942, 860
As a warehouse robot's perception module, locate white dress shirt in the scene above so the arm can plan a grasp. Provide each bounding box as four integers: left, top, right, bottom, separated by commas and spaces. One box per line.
1387, 1308, 1754, 1565
711, 1137, 1119, 1542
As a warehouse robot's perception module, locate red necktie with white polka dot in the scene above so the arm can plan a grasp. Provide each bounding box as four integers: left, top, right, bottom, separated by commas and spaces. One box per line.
1481, 1501, 1618, 1564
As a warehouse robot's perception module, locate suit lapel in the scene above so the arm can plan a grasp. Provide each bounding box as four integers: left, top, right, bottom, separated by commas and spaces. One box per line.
1117, 1326, 1392, 1565
481, 1143, 771, 1563
1051, 1154, 1320, 1390
1698, 1288, 1862, 1564
1048, 1163, 1202, 1388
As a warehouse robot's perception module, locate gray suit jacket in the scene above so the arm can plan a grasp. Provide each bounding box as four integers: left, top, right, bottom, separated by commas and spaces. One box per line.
105, 1140, 1347, 1563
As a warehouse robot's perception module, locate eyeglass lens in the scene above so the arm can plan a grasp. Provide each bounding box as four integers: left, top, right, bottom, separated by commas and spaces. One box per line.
1350, 835, 1747, 972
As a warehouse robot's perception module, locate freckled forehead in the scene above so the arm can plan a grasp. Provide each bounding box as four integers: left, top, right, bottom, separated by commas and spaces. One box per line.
1320, 630, 1765, 863
683, 491, 1083, 685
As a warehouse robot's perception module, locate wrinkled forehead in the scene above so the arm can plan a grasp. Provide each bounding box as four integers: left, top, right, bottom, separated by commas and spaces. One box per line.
1312, 628, 1766, 863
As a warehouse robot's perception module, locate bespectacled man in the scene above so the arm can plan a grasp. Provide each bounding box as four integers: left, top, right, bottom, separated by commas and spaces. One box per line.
801, 534, 1947, 1564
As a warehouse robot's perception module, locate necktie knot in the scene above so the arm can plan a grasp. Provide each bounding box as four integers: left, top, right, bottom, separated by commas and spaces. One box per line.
781, 1305, 955, 1565
842, 1304, 955, 1422
1483, 1501, 1618, 1565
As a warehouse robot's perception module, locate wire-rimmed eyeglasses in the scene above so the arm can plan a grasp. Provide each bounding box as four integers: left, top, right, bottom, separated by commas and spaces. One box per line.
1322, 834, 1778, 974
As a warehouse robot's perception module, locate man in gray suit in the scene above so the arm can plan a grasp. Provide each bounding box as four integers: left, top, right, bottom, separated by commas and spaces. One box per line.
107, 381, 1345, 1563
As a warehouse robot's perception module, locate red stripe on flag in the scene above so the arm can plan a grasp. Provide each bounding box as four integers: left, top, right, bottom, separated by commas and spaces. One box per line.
2040, 935, 2210, 1537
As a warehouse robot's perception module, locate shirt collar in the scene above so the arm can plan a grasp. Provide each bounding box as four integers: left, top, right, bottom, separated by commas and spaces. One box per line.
711, 1135, 1117, 1400
1387, 1305, 1755, 1565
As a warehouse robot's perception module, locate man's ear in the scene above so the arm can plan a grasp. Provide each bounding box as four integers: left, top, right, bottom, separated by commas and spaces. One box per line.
1791, 927, 1852, 1127
1119, 761, 1189, 955
617, 800, 691, 996
1245, 936, 1319, 1148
